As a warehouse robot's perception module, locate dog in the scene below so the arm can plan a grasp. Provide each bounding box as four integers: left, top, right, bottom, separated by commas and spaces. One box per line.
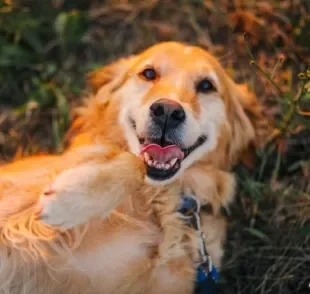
0, 42, 266, 294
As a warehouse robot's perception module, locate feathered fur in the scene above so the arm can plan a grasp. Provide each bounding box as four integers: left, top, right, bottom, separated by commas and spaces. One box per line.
0, 42, 267, 294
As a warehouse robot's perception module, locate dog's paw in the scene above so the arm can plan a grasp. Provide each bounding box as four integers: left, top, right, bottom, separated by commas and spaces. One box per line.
38, 186, 73, 230
38, 166, 99, 230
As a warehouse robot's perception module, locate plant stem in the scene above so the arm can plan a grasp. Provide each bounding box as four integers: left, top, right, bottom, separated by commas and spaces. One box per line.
244, 34, 283, 94
279, 80, 306, 134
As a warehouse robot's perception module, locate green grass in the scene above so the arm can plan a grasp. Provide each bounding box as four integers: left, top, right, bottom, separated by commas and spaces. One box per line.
0, 1, 309, 293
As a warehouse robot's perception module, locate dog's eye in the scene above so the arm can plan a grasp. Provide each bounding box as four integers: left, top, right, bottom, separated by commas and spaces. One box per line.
140, 68, 158, 81
196, 79, 215, 93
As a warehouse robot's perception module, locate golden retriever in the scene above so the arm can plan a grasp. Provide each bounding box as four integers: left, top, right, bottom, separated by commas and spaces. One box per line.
0, 42, 266, 294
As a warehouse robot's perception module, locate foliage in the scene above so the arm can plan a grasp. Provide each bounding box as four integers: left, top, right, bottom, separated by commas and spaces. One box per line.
0, 0, 91, 150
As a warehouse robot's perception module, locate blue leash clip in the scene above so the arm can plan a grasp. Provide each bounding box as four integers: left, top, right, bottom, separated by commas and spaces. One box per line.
178, 194, 219, 293
196, 264, 219, 284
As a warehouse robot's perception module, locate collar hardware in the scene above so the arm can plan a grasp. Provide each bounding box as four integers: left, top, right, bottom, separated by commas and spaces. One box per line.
177, 193, 219, 291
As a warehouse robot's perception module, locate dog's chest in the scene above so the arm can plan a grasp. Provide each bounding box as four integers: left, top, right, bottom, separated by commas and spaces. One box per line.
71, 233, 149, 273
67, 223, 159, 291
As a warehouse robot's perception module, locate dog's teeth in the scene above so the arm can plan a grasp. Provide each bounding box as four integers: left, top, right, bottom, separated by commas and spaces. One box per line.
169, 158, 178, 166
164, 163, 171, 170
146, 158, 176, 170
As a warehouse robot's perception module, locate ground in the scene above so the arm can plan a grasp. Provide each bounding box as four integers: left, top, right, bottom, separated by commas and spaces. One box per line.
0, 1, 310, 293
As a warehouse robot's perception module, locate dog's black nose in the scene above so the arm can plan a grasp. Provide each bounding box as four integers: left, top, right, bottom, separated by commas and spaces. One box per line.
150, 99, 186, 129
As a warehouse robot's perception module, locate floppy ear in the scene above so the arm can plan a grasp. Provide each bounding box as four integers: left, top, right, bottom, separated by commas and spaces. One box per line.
87, 56, 136, 94
226, 79, 269, 165
67, 56, 136, 148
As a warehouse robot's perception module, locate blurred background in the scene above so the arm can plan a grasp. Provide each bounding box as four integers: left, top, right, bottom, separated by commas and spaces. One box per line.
0, 0, 309, 293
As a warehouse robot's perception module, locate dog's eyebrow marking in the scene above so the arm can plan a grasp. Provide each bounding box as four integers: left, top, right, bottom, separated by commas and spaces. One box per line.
143, 59, 152, 65
207, 71, 220, 89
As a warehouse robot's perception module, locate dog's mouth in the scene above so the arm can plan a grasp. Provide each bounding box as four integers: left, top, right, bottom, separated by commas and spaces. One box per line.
139, 136, 207, 181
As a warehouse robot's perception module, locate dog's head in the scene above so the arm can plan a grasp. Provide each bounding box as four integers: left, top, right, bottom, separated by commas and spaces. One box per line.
86, 42, 264, 185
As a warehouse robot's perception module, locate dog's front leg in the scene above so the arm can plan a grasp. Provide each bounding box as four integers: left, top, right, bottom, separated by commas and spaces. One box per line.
38, 152, 145, 230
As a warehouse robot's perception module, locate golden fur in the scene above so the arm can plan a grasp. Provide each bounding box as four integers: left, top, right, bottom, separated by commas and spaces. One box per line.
0, 42, 266, 294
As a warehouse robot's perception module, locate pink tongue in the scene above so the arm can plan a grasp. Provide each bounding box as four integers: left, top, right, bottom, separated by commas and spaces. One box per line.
141, 144, 184, 163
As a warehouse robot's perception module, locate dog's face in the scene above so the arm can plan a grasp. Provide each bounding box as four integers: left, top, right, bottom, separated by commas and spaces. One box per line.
88, 42, 262, 185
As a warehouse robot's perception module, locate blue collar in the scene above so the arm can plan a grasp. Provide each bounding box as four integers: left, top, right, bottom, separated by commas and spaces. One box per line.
178, 195, 219, 286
